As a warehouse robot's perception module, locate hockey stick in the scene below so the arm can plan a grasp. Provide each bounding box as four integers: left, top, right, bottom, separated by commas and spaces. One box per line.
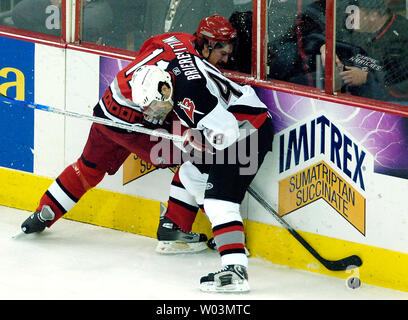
247, 186, 362, 271
2, 94, 362, 269
0, 94, 185, 143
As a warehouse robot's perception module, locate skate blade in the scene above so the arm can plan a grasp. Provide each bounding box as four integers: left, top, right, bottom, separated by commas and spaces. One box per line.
199, 280, 250, 293
12, 231, 26, 239
156, 241, 208, 254
12, 231, 47, 239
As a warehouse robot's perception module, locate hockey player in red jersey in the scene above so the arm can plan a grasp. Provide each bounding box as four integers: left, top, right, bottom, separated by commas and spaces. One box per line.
19, 40, 184, 234
20, 15, 238, 255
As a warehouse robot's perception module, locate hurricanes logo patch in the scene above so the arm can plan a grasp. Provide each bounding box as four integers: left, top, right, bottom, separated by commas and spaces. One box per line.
178, 98, 203, 123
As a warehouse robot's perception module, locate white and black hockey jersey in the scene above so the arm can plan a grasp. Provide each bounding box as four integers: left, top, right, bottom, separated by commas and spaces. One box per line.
167, 55, 269, 150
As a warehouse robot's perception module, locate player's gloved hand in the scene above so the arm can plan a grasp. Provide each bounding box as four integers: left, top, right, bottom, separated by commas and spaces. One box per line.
184, 129, 207, 152
174, 128, 215, 154
143, 100, 173, 126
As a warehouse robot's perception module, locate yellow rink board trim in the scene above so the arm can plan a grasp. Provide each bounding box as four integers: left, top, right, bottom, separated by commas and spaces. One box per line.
1, 167, 408, 293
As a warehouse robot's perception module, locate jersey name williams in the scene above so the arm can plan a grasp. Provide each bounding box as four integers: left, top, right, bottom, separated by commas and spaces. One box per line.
162, 36, 201, 80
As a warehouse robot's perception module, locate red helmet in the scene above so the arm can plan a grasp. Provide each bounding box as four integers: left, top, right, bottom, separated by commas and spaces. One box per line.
196, 14, 237, 46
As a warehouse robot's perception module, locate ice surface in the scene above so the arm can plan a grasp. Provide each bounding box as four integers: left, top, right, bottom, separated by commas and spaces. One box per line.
1, 205, 407, 300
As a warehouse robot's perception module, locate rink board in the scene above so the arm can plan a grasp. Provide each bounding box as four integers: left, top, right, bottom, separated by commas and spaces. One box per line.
1, 37, 408, 292
1, 166, 408, 292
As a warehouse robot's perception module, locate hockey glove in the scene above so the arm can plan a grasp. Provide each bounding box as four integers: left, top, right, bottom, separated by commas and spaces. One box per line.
143, 100, 173, 126
174, 128, 215, 154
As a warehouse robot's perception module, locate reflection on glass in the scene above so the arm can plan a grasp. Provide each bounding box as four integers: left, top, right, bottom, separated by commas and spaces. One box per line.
142, 0, 235, 39
0, 0, 20, 28
81, 0, 253, 73
82, 0, 141, 50
1, 0, 255, 75
267, 0, 327, 87
1, 0, 61, 36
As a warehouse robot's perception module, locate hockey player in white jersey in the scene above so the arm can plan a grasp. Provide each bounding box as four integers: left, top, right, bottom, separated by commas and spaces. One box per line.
155, 14, 239, 254
143, 48, 274, 292
168, 57, 273, 293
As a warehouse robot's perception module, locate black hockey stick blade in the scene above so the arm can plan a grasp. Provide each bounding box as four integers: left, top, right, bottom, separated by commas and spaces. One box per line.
287, 226, 362, 271
318, 254, 362, 271
247, 186, 362, 271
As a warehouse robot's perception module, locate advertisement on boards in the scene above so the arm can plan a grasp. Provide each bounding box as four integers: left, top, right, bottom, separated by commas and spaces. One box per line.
255, 88, 408, 236
99, 55, 408, 237
0, 36, 35, 172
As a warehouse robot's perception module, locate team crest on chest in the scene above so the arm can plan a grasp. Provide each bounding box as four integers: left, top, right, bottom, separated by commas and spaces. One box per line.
178, 98, 203, 123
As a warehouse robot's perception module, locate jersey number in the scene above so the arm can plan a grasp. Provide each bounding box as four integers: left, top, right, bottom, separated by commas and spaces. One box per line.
207, 72, 242, 104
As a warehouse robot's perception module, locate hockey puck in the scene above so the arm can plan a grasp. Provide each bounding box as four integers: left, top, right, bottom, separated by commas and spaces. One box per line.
347, 277, 361, 289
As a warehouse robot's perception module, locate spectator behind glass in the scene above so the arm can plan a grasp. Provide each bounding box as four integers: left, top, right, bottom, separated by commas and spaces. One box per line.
268, 0, 408, 104
12, 0, 113, 41
321, 0, 408, 103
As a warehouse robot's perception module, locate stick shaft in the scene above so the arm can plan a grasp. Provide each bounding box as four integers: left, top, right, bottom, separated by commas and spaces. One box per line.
247, 186, 362, 271
2, 94, 362, 270
0, 94, 185, 143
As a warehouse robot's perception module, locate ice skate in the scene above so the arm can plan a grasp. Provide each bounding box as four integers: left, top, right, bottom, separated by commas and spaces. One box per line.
156, 203, 208, 254
21, 205, 55, 234
200, 264, 250, 293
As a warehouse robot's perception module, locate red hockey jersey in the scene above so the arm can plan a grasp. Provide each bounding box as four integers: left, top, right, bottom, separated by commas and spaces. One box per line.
94, 33, 201, 127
